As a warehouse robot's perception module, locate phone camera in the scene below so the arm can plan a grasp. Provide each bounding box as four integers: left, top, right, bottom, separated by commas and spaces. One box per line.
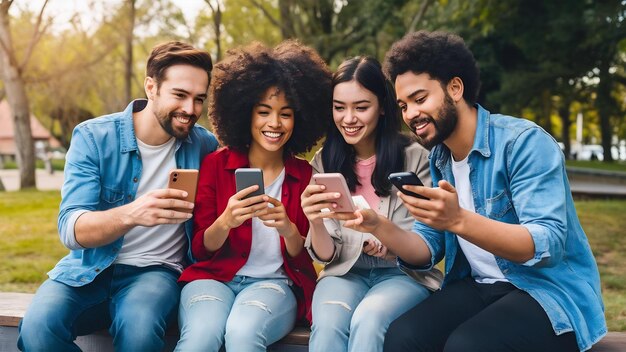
173, 177, 177, 182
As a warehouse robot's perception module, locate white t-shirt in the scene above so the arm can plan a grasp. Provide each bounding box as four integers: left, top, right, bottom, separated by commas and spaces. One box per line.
451, 153, 508, 284
114, 137, 187, 272
236, 168, 287, 279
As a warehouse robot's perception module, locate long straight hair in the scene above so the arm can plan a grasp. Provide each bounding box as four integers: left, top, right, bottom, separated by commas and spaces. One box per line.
322, 56, 410, 197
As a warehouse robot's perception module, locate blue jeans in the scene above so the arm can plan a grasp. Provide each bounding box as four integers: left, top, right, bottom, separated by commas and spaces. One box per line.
310, 267, 430, 352
17, 264, 180, 352
175, 276, 296, 352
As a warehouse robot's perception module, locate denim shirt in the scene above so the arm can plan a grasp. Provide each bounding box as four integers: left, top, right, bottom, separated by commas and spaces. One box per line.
50, 100, 218, 287
399, 105, 606, 351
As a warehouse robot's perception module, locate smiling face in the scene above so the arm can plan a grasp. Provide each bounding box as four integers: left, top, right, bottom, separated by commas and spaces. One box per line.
332, 80, 382, 155
395, 71, 458, 150
148, 64, 209, 139
249, 87, 295, 155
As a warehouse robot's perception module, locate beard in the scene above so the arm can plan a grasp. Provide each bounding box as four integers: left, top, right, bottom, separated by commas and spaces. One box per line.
410, 93, 458, 150
155, 108, 197, 140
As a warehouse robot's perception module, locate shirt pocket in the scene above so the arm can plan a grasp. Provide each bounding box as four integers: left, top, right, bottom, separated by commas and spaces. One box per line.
100, 186, 125, 207
485, 190, 515, 221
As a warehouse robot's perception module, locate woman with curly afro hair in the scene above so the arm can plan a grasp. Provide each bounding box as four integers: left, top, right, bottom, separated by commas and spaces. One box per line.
176, 40, 331, 351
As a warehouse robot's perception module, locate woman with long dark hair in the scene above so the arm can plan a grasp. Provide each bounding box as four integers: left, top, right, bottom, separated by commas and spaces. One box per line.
301, 56, 443, 352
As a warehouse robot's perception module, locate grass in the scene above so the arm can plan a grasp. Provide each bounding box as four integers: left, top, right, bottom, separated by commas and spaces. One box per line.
0, 191, 624, 331
566, 160, 626, 172
3, 159, 65, 171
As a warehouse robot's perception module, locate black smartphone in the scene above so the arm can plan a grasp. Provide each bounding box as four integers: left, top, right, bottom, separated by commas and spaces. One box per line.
387, 171, 429, 200
235, 168, 265, 200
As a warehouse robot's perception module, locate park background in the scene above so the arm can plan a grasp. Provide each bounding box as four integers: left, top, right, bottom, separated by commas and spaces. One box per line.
0, 0, 625, 332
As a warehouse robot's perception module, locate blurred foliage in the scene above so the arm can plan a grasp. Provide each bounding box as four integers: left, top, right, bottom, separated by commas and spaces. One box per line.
1, 0, 624, 161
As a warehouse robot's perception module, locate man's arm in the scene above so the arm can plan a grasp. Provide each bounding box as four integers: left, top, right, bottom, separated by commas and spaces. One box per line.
58, 128, 193, 249
74, 189, 194, 248
342, 210, 433, 266
399, 128, 568, 265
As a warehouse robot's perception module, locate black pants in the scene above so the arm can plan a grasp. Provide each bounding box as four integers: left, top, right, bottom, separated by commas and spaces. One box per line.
383, 277, 578, 352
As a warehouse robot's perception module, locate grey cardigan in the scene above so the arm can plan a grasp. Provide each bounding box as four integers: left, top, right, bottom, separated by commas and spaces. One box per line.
304, 142, 443, 291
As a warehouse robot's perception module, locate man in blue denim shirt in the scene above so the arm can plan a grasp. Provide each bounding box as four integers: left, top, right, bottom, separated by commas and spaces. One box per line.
18, 41, 219, 351
342, 31, 605, 351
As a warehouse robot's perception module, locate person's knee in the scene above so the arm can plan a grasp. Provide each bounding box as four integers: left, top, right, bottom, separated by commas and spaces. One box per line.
111, 316, 165, 351
444, 327, 487, 352
18, 307, 75, 351
383, 318, 435, 352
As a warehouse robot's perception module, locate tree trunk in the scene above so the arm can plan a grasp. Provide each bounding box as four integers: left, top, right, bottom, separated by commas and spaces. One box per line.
124, 0, 135, 103
558, 98, 572, 159
596, 60, 615, 162
0, 5, 36, 189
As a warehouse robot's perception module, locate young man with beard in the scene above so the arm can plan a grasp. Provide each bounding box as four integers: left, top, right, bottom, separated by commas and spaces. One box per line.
340, 31, 605, 351
18, 41, 218, 352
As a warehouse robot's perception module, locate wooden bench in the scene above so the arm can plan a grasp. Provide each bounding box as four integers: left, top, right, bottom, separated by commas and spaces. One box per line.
0, 292, 308, 351
2, 292, 625, 351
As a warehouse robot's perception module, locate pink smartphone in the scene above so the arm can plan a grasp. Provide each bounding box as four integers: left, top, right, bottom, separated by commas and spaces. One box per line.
312, 173, 357, 213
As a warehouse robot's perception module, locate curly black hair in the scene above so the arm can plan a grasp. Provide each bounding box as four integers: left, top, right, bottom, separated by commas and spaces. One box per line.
209, 40, 332, 155
383, 30, 481, 105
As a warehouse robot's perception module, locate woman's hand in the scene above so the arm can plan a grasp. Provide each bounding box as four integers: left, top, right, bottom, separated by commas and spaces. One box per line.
343, 209, 382, 233
300, 183, 356, 223
217, 185, 269, 230
362, 237, 388, 258
257, 196, 297, 238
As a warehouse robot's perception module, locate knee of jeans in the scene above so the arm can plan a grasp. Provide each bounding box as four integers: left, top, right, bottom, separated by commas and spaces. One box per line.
320, 299, 353, 312
238, 282, 289, 315
225, 324, 264, 345
444, 328, 484, 352
186, 293, 226, 308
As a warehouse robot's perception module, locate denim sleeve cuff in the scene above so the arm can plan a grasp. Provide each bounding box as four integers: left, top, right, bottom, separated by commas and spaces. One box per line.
62, 210, 89, 250
521, 223, 551, 266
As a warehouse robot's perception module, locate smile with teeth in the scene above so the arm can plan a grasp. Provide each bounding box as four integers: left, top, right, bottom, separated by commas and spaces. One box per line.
262, 131, 283, 139
174, 115, 192, 124
343, 126, 363, 134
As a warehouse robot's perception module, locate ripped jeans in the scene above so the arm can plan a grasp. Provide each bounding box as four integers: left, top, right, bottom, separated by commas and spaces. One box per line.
175, 276, 296, 352
310, 267, 430, 352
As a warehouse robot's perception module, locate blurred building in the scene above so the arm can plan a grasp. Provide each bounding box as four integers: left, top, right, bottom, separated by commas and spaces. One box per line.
0, 100, 62, 164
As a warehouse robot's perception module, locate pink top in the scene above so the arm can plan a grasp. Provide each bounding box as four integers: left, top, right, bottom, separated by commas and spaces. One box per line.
354, 155, 381, 212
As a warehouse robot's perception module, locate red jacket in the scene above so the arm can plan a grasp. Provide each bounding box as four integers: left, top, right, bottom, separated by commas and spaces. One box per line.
178, 147, 317, 324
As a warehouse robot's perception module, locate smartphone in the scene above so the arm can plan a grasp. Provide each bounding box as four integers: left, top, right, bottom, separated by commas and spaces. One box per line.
312, 173, 357, 212
167, 169, 199, 213
235, 168, 265, 200
387, 171, 429, 200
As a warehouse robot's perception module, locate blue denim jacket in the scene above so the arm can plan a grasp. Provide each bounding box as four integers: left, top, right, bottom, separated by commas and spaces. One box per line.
50, 100, 218, 287
400, 105, 606, 351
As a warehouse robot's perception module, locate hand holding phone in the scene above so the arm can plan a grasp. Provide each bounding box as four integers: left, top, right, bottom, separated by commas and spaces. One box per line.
387, 171, 429, 200
312, 173, 357, 213
167, 169, 199, 213
235, 168, 265, 200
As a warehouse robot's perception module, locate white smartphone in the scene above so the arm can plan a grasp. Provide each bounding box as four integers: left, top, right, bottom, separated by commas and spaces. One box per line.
312, 173, 357, 213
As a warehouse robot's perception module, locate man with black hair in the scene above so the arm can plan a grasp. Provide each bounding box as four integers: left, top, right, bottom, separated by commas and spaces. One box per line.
343, 30, 605, 351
